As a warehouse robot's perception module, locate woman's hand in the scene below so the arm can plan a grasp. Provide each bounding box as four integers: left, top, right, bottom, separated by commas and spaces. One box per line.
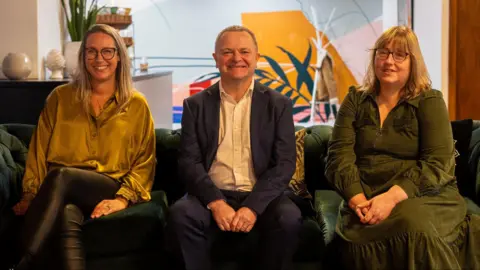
12, 193, 36, 216
91, 197, 129, 219
357, 185, 408, 225
348, 193, 370, 221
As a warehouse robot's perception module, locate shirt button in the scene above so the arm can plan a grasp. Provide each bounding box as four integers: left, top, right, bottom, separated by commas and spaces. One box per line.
92, 132, 97, 137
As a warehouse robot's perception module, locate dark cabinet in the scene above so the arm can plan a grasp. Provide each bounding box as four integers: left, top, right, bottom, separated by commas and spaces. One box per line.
0, 80, 68, 125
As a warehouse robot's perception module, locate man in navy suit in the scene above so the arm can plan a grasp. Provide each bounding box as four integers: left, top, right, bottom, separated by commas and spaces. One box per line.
167, 25, 301, 270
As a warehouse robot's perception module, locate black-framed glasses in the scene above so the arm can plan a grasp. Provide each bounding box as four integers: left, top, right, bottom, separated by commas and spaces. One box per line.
85, 47, 117, 60
375, 48, 409, 62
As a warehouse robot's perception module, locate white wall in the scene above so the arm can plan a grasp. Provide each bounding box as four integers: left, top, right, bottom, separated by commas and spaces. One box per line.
0, 0, 64, 79
414, 0, 448, 104
441, 0, 449, 104
0, 0, 39, 79
383, 0, 398, 31
37, 0, 64, 79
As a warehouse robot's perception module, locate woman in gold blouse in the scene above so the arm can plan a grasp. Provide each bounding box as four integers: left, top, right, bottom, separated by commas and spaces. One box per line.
12, 24, 156, 270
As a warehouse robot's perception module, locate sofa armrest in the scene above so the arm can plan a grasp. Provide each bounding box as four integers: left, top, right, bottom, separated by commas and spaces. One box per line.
82, 190, 168, 256
314, 190, 343, 245
469, 135, 480, 204
474, 154, 480, 205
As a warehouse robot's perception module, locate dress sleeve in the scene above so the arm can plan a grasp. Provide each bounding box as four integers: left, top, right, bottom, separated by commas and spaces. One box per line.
22, 89, 59, 196
325, 88, 364, 201
394, 91, 456, 198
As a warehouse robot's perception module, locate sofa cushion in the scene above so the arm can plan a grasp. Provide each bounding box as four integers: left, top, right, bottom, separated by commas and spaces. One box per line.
153, 128, 183, 204
289, 128, 311, 199
303, 125, 333, 194
314, 190, 343, 245
83, 190, 167, 258
0, 124, 34, 147
465, 197, 480, 215
451, 119, 474, 199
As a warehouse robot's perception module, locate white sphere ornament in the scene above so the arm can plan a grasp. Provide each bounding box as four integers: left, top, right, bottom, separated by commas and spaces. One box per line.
46, 49, 66, 79
2, 53, 32, 80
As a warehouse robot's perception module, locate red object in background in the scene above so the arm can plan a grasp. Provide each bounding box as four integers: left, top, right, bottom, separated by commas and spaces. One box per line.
189, 80, 212, 96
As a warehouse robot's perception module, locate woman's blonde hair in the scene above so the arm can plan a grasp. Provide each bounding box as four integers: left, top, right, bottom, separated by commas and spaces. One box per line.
360, 26, 431, 99
73, 24, 133, 113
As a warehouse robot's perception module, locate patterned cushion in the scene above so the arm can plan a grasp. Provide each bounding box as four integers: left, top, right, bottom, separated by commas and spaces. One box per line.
289, 128, 312, 199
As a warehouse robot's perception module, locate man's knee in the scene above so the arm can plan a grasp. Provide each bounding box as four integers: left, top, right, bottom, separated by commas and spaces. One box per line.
168, 195, 210, 229
274, 198, 302, 233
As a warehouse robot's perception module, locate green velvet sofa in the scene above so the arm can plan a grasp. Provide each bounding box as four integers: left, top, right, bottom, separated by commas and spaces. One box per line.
0, 120, 479, 270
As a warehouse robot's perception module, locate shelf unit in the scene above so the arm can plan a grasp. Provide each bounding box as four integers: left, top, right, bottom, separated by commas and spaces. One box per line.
96, 14, 134, 47
96, 13, 136, 69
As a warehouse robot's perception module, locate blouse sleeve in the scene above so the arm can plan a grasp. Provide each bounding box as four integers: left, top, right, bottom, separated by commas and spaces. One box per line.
394, 91, 456, 198
22, 89, 59, 196
325, 88, 364, 201
115, 98, 156, 204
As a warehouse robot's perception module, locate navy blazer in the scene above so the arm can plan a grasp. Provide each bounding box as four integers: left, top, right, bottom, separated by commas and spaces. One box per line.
178, 81, 296, 215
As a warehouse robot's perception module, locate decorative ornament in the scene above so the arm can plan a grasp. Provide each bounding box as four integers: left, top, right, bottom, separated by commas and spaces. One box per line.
46, 49, 66, 79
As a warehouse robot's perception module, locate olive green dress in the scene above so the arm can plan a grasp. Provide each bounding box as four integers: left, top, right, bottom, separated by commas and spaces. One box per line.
326, 88, 480, 270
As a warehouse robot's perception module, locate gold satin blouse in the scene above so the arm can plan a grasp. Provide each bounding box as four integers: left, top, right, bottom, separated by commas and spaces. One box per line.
22, 83, 156, 204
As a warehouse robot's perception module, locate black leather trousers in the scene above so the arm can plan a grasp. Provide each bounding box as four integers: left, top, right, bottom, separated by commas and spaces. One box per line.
16, 167, 119, 270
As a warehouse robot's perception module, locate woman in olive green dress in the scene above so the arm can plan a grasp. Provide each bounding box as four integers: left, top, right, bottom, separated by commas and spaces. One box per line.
325, 26, 480, 269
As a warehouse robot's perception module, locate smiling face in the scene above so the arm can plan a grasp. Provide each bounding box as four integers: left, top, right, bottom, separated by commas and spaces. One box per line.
374, 41, 411, 90
84, 32, 119, 84
213, 31, 260, 83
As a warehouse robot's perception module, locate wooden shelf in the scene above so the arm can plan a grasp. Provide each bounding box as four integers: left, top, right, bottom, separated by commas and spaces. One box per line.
96, 14, 132, 29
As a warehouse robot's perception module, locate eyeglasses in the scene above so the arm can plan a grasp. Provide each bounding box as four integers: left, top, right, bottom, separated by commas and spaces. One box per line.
375, 48, 409, 62
85, 47, 117, 60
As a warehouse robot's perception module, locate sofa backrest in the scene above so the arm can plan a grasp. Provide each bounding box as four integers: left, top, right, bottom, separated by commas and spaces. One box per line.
153, 128, 183, 204
2, 120, 479, 204
152, 125, 334, 204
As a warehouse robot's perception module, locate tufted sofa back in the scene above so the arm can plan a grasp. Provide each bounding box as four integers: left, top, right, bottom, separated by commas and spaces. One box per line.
153, 125, 334, 205
2, 121, 479, 205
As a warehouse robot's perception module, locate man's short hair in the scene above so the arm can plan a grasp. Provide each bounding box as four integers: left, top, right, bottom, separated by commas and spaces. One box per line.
214, 25, 258, 52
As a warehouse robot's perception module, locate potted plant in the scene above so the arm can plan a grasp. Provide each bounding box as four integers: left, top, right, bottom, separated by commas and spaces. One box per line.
61, 0, 102, 77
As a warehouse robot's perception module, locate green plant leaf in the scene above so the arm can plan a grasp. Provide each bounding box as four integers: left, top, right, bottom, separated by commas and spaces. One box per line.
278, 46, 313, 95
324, 103, 331, 120
292, 105, 310, 115
61, 0, 74, 40
297, 114, 311, 123
79, 0, 85, 39
263, 80, 275, 87
284, 89, 295, 98
255, 69, 275, 80
194, 72, 220, 82
274, 84, 287, 93
303, 42, 312, 69
261, 55, 291, 86
332, 103, 338, 118
62, 0, 100, 42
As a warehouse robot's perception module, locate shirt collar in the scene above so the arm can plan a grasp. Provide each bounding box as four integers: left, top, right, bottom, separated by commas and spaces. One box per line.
219, 79, 255, 99
113, 91, 120, 104
359, 89, 421, 108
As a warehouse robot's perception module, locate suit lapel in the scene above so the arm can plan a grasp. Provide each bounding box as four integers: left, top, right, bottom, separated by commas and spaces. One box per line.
250, 81, 269, 170
204, 83, 220, 166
